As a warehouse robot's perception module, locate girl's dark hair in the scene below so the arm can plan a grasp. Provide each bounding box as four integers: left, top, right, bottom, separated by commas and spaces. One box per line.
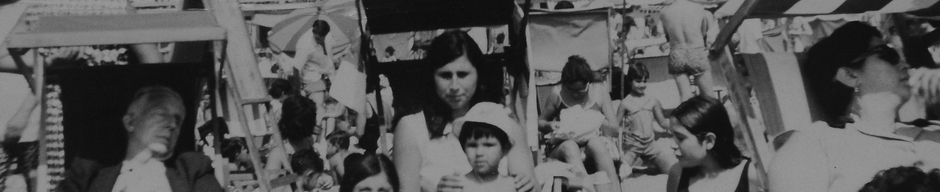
671, 95, 743, 169
268, 78, 294, 99
860, 167, 940, 192
560, 55, 596, 84
279, 95, 317, 143
803, 21, 881, 127
341, 153, 400, 192
290, 149, 323, 174
624, 63, 650, 94
410, 30, 497, 139
458, 122, 514, 153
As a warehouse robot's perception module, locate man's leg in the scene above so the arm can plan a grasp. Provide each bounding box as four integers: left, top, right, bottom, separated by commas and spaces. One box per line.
694, 71, 715, 98
673, 73, 693, 102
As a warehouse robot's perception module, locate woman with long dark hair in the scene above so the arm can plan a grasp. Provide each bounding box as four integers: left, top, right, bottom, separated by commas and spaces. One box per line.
392, 30, 536, 192
769, 21, 940, 192
665, 96, 760, 192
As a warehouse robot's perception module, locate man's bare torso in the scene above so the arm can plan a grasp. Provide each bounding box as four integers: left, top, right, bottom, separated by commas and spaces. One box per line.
660, 0, 709, 49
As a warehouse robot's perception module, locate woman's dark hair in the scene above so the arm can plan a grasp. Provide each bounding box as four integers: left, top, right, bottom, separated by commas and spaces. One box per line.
625, 63, 650, 94
385, 46, 396, 55
671, 95, 743, 169
279, 95, 317, 143
859, 166, 940, 192
560, 55, 596, 84
290, 149, 324, 174
458, 122, 513, 153
326, 131, 351, 150
341, 153, 400, 192
803, 21, 882, 127
268, 78, 294, 99
411, 30, 497, 139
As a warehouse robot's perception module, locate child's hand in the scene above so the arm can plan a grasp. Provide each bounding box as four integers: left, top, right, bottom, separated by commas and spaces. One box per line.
437, 174, 465, 192
511, 173, 535, 192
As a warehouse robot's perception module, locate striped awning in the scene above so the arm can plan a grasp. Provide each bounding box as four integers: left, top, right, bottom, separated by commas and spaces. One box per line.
715, 0, 940, 17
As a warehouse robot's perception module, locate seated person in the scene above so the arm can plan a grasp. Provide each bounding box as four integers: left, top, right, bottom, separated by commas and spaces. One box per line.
538, 56, 619, 192
266, 95, 319, 172
57, 86, 223, 192
454, 104, 519, 192
289, 149, 335, 192
859, 166, 940, 192
325, 132, 353, 183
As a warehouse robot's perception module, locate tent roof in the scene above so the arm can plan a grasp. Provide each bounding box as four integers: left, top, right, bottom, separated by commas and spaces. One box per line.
362, 0, 514, 34
4, 11, 225, 48
716, 0, 940, 17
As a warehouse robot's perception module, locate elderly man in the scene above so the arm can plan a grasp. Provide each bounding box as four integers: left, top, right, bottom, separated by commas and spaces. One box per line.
57, 86, 223, 192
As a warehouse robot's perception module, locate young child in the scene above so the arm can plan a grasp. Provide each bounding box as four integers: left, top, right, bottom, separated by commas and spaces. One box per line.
289, 149, 336, 192
457, 121, 516, 192
615, 63, 678, 178
325, 132, 353, 184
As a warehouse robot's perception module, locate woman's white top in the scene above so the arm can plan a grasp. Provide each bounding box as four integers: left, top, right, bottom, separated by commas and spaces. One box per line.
399, 112, 473, 191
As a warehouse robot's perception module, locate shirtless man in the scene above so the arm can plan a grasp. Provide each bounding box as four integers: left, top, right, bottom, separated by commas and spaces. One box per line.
660, 0, 718, 101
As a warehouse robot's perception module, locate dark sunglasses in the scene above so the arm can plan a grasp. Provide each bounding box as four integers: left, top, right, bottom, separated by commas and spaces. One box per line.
849, 45, 900, 65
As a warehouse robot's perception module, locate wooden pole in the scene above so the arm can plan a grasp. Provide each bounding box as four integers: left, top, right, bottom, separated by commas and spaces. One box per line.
711, 45, 770, 190
709, 0, 761, 55
224, 64, 272, 191
207, 0, 271, 102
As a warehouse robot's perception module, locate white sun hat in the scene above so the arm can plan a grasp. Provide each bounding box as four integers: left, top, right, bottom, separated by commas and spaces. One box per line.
452, 102, 518, 146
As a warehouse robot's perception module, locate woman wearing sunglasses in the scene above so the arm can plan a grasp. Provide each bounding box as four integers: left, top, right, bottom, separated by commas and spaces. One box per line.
538, 55, 620, 192
769, 21, 940, 192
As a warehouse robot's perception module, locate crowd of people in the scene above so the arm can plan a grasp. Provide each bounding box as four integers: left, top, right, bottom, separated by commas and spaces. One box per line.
3, 0, 940, 192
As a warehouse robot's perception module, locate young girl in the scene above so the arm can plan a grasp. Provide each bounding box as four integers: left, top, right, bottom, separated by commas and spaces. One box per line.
615, 63, 678, 176
341, 153, 399, 192
666, 96, 761, 192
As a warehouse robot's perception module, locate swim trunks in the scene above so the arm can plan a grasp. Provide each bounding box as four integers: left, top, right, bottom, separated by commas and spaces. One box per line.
667, 47, 710, 75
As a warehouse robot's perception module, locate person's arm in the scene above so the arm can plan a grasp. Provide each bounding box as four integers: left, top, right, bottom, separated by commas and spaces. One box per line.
538, 95, 560, 134
768, 131, 829, 191
651, 99, 671, 132
178, 152, 226, 192
504, 118, 538, 192
392, 115, 423, 192
5, 92, 37, 141
703, 11, 719, 48
614, 100, 628, 127
131, 44, 164, 64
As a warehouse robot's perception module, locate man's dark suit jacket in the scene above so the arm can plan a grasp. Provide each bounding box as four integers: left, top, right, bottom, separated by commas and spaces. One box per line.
56, 152, 224, 192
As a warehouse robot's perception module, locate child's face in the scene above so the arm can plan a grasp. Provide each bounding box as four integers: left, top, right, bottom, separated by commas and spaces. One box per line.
464, 136, 505, 175
631, 79, 648, 95
353, 173, 393, 192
